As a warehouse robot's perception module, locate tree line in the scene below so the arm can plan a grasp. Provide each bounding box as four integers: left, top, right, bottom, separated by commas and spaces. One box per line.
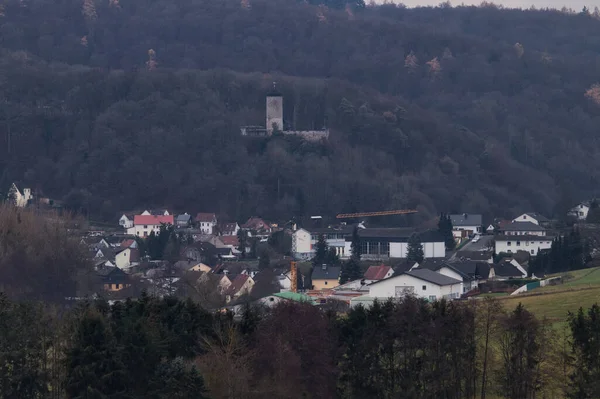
4, 292, 600, 398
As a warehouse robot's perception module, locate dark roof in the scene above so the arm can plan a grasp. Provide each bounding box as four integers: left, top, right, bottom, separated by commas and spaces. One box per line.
311, 265, 341, 280
501, 222, 545, 232
415, 258, 447, 270
97, 267, 129, 283
215, 247, 234, 256
447, 261, 491, 281
176, 214, 191, 222
364, 265, 392, 280
495, 235, 554, 241
455, 251, 493, 262
224, 274, 250, 296
450, 214, 482, 227
353, 228, 444, 243
405, 269, 462, 286
493, 262, 524, 277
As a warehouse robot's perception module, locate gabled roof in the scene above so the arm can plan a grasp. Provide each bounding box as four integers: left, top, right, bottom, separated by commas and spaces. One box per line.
502, 221, 545, 232
195, 213, 217, 223
364, 265, 392, 280
311, 265, 341, 280
405, 269, 462, 286
456, 251, 493, 262
446, 261, 491, 281
225, 274, 250, 296
220, 236, 239, 247
493, 262, 524, 277
524, 213, 549, 222
176, 214, 191, 222
242, 217, 270, 230
120, 239, 135, 248
450, 214, 482, 227
134, 215, 174, 226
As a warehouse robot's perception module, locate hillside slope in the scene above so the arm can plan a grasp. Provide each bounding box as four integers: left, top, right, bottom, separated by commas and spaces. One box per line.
0, 0, 598, 222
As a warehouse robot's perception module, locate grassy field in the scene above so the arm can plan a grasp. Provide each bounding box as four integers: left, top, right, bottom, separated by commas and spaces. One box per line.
498, 267, 600, 327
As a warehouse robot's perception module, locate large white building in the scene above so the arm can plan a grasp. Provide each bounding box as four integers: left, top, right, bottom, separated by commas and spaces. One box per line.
364, 269, 463, 303
495, 234, 553, 256
500, 221, 546, 236
343, 228, 445, 260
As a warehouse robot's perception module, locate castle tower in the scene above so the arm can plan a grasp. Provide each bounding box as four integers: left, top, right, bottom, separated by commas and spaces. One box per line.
266, 82, 283, 135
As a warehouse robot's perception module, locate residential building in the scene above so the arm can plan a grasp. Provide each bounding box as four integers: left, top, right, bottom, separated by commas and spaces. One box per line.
499, 221, 546, 236
292, 228, 312, 259
512, 212, 550, 226
176, 213, 192, 227
455, 250, 494, 263
293, 225, 353, 259
495, 235, 553, 256
195, 213, 218, 234
7, 183, 33, 207
363, 264, 394, 284
343, 228, 445, 260
569, 202, 590, 220
491, 259, 528, 280
416, 260, 491, 293
127, 214, 174, 237
115, 247, 140, 269
218, 222, 240, 236
367, 268, 463, 302
97, 266, 131, 291
142, 209, 170, 216
119, 214, 134, 229
224, 274, 255, 302
311, 264, 341, 290
449, 214, 482, 238
242, 217, 272, 237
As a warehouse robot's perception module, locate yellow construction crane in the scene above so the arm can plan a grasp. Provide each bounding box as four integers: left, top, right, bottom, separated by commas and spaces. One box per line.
336, 209, 418, 219
290, 261, 298, 293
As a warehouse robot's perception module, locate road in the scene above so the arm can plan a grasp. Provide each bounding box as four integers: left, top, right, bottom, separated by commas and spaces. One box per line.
459, 234, 494, 252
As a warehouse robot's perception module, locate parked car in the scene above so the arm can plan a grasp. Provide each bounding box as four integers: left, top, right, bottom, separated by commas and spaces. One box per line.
472, 235, 480, 243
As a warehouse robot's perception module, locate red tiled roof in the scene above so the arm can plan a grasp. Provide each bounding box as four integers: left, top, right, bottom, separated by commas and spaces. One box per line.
195, 213, 216, 223
220, 236, 239, 247
120, 239, 135, 248
134, 215, 174, 226
364, 265, 392, 280
224, 274, 250, 296
242, 217, 270, 230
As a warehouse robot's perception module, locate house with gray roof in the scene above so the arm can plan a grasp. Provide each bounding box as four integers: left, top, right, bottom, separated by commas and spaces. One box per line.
367, 268, 463, 302
449, 214, 482, 238
512, 212, 550, 226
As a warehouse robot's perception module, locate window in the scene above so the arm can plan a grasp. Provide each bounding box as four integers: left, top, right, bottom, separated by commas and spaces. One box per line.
324, 281, 328, 285
523, 216, 526, 219
116, 284, 120, 289
422, 285, 427, 290
507, 242, 511, 246
526, 241, 529, 246
395, 286, 414, 297
507, 249, 512, 253
516, 241, 521, 246
428, 295, 436, 302
531, 250, 535, 254
144, 225, 148, 229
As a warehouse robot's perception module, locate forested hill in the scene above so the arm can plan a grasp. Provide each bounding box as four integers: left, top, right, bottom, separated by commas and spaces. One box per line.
0, 0, 599, 223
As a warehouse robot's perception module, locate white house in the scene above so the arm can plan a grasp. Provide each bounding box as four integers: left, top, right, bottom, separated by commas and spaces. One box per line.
412, 260, 491, 294
368, 269, 463, 302
450, 214, 482, 238
512, 213, 549, 226
569, 202, 590, 220
294, 226, 354, 260
500, 221, 546, 236
127, 214, 174, 237
119, 214, 134, 229
343, 228, 445, 260
495, 235, 553, 256
195, 213, 218, 234
115, 247, 140, 269
7, 183, 32, 208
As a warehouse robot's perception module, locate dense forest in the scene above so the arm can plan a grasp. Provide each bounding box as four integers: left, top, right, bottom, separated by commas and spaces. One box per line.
0, 0, 599, 223
5, 291, 600, 399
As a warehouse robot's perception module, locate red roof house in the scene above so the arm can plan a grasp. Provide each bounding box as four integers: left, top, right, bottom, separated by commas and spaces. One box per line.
364, 265, 393, 281
195, 213, 217, 223
134, 215, 174, 226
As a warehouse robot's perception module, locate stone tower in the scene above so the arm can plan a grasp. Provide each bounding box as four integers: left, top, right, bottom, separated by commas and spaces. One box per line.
266, 82, 283, 135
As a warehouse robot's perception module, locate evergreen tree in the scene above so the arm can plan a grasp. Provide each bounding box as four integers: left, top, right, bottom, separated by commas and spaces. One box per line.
258, 248, 270, 270
568, 304, 600, 398
339, 257, 362, 284
406, 233, 424, 264
326, 247, 340, 265
237, 229, 247, 259
438, 213, 456, 250
313, 234, 329, 267
586, 199, 600, 223
350, 226, 362, 260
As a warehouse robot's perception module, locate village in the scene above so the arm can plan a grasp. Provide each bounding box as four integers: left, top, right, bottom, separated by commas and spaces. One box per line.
5, 182, 598, 314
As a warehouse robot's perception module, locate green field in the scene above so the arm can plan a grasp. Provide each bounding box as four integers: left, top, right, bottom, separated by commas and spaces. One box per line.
499, 267, 600, 326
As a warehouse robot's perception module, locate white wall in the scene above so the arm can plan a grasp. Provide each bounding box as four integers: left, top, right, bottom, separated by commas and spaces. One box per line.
452, 225, 481, 238
199, 221, 215, 234
292, 229, 311, 258
571, 204, 589, 220
505, 230, 545, 236
389, 241, 445, 259
119, 215, 133, 229
513, 213, 539, 225
115, 248, 131, 269
368, 274, 462, 301
266, 96, 283, 133
495, 238, 552, 256
128, 224, 162, 237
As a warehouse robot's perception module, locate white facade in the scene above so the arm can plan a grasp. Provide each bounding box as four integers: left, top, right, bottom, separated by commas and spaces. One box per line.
495, 237, 553, 256
292, 228, 312, 259
368, 274, 463, 302
115, 248, 132, 269
344, 240, 445, 259
127, 224, 162, 237
513, 213, 541, 225
266, 95, 283, 133
452, 225, 481, 238
570, 203, 590, 220
7, 183, 32, 207
199, 221, 216, 234
119, 215, 133, 229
